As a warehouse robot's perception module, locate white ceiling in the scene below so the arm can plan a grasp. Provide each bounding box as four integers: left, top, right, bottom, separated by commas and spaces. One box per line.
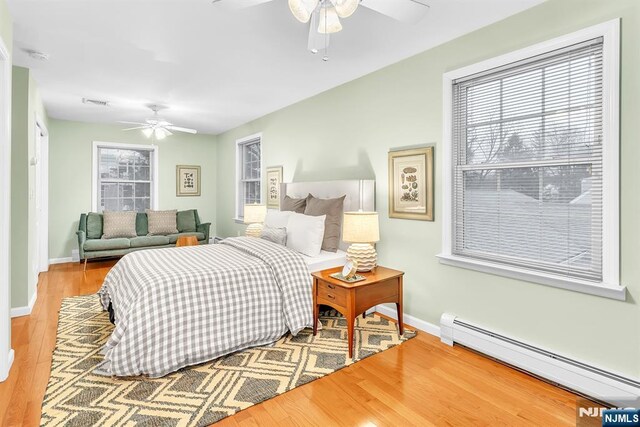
8, 0, 544, 135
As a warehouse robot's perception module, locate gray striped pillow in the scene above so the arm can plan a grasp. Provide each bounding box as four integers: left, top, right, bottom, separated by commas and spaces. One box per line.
260, 226, 287, 246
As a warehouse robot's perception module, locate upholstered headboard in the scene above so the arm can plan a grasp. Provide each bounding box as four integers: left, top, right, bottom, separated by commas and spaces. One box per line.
280, 180, 375, 251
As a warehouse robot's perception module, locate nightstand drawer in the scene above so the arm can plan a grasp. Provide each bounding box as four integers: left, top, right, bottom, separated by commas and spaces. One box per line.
317, 281, 347, 306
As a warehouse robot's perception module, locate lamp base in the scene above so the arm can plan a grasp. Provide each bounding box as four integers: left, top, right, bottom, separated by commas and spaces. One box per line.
347, 243, 377, 272
245, 223, 263, 237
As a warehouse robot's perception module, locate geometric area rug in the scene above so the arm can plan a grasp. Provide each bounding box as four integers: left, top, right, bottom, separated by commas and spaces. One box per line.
41, 294, 416, 426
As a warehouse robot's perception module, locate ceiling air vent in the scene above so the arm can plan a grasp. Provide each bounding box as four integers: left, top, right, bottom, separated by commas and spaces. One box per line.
82, 98, 110, 107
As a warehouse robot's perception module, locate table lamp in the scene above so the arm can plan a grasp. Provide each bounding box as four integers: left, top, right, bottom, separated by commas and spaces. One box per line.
343, 211, 380, 272
244, 204, 267, 237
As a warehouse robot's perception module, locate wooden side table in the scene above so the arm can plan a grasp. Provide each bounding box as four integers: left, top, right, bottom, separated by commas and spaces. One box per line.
311, 266, 404, 359
176, 235, 199, 247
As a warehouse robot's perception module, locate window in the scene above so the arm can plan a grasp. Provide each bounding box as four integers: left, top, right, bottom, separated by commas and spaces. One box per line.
92, 142, 158, 212
236, 134, 262, 219
440, 21, 622, 299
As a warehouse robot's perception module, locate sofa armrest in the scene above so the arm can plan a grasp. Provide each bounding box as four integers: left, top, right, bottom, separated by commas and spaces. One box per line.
76, 230, 86, 260
197, 222, 211, 243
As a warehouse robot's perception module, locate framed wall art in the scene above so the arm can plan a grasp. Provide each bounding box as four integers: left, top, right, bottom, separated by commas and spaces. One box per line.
388, 147, 434, 221
266, 166, 283, 209
176, 165, 201, 197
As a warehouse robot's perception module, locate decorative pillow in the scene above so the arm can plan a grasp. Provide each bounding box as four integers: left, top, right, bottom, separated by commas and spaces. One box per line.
260, 226, 287, 246
86, 212, 103, 239
102, 211, 137, 239
146, 209, 179, 235
177, 209, 197, 233
285, 213, 326, 257
304, 194, 346, 252
264, 210, 293, 229
281, 195, 309, 214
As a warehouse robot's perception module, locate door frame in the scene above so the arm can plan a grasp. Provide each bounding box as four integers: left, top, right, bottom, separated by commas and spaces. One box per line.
34, 115, 49, 273
0, 36, 14, 382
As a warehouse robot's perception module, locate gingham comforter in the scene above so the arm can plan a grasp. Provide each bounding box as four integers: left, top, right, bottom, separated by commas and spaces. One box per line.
96, 237, 313, 377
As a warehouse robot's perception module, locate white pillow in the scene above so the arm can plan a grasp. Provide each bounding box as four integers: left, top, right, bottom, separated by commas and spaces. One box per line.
265, 210, 293, 229
285, 213, 326, 257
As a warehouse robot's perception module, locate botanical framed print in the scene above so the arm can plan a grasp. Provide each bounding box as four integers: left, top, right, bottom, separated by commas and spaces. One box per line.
388, 147, 434, 221
266, 166, 283, 209
176, 165, 201, 197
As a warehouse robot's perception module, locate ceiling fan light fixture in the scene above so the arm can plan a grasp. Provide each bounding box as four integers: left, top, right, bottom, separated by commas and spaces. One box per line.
142, 128, 153, 138
154, 127, 167, 140
288, 0, 319, 23
333, 0, 358, 18
318, 6, 342, 34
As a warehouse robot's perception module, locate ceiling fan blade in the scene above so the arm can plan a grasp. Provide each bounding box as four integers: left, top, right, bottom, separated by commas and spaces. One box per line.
117, 121, 147, 126
211, 0, 274, 11
307, 11, 330, 53
166, 125, 197, 134
122, 126, 149, 131
360, 0, 430, 24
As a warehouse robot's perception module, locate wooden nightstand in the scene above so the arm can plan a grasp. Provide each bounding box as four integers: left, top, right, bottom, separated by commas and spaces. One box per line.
311, 266, 404, 359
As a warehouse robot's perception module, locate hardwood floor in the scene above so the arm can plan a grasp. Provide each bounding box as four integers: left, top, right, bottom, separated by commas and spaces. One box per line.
0, 261, 585, 426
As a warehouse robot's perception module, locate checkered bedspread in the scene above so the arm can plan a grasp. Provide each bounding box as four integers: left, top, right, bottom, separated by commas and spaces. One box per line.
96, 237, 313, 377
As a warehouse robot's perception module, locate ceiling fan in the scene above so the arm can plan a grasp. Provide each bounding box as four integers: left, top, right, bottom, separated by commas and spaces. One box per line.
212, 0, 430, 59
119, 105, 197, 140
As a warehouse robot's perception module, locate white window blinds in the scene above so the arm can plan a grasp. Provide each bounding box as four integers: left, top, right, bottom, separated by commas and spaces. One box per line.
451, 37, 604, 282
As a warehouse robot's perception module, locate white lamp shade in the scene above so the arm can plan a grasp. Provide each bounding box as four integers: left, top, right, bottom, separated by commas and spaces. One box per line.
318, 7, 342, 34
154, 127, 167, 140
244, 204, 267, 224
142, 128, 153, 138
333, 0, 358, 18
288, 0, 319, 23
343, 212, 380, 243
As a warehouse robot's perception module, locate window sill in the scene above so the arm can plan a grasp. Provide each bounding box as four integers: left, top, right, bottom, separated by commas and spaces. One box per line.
233, 218, 245, 225
436, 254, 626, 301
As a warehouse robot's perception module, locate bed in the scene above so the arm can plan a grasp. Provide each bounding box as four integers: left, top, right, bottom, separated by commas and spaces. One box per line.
97, 179, 375, 377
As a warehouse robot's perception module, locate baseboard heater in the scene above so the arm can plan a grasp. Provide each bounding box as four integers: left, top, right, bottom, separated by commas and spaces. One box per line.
440, 313, 640, 407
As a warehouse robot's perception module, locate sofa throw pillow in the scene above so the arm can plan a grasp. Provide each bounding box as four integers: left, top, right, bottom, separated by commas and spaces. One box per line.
260, 226, 287, 246
177, 209, 197, 232
281, 195, 309, 214
285, 213, 326, 257
146, 209, 179, 235
304, 194, 346, 252
86, 212, 103, 239
102, 211, 137, 239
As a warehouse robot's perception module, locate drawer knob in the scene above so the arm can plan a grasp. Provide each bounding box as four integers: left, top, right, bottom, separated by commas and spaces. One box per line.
328, 284, 335, 290
327, 294, 335, 300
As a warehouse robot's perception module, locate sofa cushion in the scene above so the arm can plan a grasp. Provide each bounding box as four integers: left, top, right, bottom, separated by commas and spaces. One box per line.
146, 209, 178, 235
167, 232, 205, 244
84, 238, 130, 251
86, 213, 103, 239
136, 213, 148, 236
177, 210, 197, 233
130, 236, 171, 248
103, 211, 138, 239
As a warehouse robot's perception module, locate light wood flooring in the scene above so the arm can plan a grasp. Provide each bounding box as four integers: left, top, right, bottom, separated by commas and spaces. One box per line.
0, 260, 587, 426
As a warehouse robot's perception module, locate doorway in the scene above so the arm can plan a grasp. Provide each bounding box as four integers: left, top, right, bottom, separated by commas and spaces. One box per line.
34, 119, 49, 277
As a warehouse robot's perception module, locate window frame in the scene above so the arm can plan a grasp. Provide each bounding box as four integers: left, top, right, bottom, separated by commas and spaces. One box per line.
235, 133, 263, 221
91, 141, 159, 213
438, 19, 623, 300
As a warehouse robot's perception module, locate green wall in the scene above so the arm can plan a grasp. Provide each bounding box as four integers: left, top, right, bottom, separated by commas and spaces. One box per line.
10, 66, 49, 309
216, 0, 640, 378
48, 119, 218, 260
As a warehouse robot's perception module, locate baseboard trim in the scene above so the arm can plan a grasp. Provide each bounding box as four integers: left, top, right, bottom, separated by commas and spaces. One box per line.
0, 349, 14, 382
441, 314, 640, 407
10, 289, 37, 318
49, 257, 73, 265
374, 304, 441, 338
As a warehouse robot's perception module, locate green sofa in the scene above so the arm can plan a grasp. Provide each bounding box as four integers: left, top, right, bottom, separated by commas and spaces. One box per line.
76, 209, 211, 264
